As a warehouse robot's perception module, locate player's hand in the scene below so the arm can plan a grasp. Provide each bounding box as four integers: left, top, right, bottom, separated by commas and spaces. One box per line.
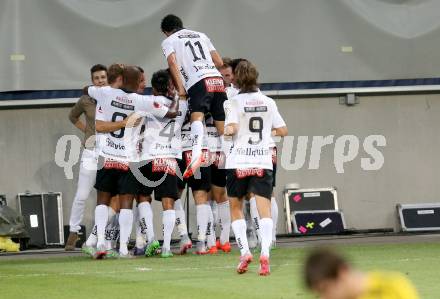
224, 125, 235, 136
124, 113, 142, 128
178, 93, 188, 100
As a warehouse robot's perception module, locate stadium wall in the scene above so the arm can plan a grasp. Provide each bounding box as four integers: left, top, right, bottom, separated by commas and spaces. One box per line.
1, 93, 439, 237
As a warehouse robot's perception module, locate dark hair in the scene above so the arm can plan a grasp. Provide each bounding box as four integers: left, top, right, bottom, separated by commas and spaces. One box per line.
122, 65, 142, 92
107, 63, 124, 84
304, 248, 349, 289
90, 64, 107, 76
151, 69, 170, 95
230, 58, 248, 74
235, 60, 259, 93
161, 14, 183, 33
220, 57, 232, 69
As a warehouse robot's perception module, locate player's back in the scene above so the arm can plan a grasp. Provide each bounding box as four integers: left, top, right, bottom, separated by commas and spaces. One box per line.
225, 91, 282, 170
232, 91, 277, 148
161, 28, 221, 89
140, 96, 187, 160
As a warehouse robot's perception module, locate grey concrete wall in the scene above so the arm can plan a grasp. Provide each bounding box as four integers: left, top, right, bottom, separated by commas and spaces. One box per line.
1, 93, 439, 238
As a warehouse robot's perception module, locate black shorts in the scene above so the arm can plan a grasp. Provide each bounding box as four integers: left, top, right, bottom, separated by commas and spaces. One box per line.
137, 159, 179, 201
272, 147, 277, 187
210, 152, 226, 188
177, 152, 211, 192
95, 168, 140, 195
226, 169, 273, 200
187, 77, 227, 121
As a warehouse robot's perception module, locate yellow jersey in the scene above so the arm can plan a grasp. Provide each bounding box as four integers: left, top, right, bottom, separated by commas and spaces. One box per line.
359, 272, 420, 299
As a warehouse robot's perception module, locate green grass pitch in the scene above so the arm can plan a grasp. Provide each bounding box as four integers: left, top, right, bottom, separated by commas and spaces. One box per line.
1, 243, 439, 299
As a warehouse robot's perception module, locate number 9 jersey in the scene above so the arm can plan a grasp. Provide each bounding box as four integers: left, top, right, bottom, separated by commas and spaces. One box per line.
225, 92, 286, 170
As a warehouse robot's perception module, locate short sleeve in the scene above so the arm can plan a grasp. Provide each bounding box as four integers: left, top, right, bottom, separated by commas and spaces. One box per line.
136, 95, 169, 119
161, 38, 175, 59
95, 102, 106, 121
271, 102, 286, 129
203, 34, 216, 52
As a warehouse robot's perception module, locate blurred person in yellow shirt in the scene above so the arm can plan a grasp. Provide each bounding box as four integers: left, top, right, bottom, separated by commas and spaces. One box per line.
304, 248, 420, 299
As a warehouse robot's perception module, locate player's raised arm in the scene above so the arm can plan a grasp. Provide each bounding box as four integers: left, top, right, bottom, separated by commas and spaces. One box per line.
211, 50, 223, 69
166, 53, 187, 99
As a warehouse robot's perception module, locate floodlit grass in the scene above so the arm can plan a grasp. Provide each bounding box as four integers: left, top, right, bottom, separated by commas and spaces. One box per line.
1, 243, 439, 299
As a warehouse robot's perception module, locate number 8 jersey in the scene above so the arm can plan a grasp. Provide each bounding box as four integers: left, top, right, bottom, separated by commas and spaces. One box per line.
225, 92, 286, 170
89, 86, 169, 162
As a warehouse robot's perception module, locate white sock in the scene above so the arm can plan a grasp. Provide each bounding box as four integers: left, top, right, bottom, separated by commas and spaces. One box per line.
259, 218, 273, 258
217, 201, 231, 245
249, 197, 262, 243
162, 210, 176, 251
138, 201, 154, 243
196, 204, 209, 242
210, 200, 218, 231
174, 199, 188, 237
134, 206, 146, 249
206, 204, 216, 248
111, 214, 120, 249
95, 204, 108, 249
85, 224, 97, 247
105, 208, 117, 250
118, 209, 133, 255
231, 219, 250, 256
190, 120, 204, 164
271, 197, 278, 241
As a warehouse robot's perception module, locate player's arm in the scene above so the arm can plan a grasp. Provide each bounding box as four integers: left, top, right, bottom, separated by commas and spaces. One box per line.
224, 99, 239, 136
272, 102, 288, 137
211, 50, 223, 69
167, 53, 187, 98
69, 97, 86, 133
272, 126, 287, 137
165, 98, 180, 119
95, 119, 127, 133
204, 34, 223, 69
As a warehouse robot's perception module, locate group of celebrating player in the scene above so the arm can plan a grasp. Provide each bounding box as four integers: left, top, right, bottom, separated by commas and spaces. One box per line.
65, 14, 287, 276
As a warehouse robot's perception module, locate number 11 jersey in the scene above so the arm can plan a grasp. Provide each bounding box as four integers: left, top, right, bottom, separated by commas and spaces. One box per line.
225, 92, 286, 170
161, 29, 221, 90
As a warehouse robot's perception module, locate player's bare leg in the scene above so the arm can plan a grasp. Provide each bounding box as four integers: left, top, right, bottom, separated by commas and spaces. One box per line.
230, 197, 252, 274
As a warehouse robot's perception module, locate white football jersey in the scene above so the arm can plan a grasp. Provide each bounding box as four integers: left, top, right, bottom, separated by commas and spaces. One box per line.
225, 92, 286, 170
89, 86, 169, 162
226, 85, 239, 99
161, 29, 221, 90
139, 99, 188, 160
